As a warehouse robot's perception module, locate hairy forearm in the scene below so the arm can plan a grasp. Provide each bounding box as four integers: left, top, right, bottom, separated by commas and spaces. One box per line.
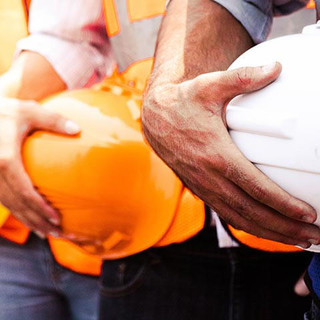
149, 0, 254, 87
141, 0, 320, 247
0, 51, 66, 100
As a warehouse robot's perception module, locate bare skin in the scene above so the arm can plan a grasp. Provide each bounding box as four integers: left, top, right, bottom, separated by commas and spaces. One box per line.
142, 0, 320, 248
295, 272, 310, 297
0, 51, 80, 237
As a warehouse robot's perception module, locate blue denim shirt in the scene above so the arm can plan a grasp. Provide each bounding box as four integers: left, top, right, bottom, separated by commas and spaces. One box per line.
213, 0, 308, 43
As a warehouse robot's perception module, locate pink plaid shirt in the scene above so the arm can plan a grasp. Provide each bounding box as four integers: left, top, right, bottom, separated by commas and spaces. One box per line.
17, 0, 114, 89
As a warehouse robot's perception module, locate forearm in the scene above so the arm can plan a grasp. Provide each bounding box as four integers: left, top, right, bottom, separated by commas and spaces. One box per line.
0, 51, 66, 100
149, 0, 254, 88
140, 0, 320, 247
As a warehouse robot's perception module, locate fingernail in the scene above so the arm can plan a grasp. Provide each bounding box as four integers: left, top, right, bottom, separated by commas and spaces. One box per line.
64, 120, 80, 134
35, 231, 45, 239
262, 62, 277, 73
49, 218, 60, 226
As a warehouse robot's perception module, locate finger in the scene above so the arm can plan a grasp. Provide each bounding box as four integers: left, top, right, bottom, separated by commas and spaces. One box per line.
24, 105, 80, 136
206, 123, 317, 224
186, 166, 320, 244
213, 62, 282, 102
211, 173, 320, 243
0, 183, 60, 236
4, 158, 61, 226
177, 161, 319, 246
210, 198, 311, 249
11, 208, 61, 237
220, 145, 318, 224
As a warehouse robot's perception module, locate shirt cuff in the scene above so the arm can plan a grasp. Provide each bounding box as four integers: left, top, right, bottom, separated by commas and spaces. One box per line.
16, 33, 109, 90
213, 0, 273, 44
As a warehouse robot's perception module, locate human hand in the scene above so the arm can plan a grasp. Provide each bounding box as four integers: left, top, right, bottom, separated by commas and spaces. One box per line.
142, 62, 320, 248
294, 271, 310, 297
0, 98, 80, 238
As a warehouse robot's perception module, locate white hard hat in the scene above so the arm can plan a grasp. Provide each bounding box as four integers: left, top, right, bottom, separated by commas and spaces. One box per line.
226, 23, 320, 252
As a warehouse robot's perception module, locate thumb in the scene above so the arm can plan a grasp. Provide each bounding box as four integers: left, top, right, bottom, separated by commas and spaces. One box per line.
215, 61, 282, 102
27, 106, 81, 136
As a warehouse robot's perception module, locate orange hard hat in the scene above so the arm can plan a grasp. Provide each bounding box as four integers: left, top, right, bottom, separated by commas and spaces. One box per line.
22, 87, 202, 259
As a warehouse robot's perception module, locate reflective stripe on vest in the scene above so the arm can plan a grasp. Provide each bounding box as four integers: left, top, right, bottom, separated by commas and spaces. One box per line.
103, 0, 166, 88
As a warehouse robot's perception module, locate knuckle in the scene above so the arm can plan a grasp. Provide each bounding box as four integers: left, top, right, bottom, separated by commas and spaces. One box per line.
285, 224, 309, 241
226, 198, 257, 223
250, 184, 267, 202
189, 76, 202, 93
19, 190, 33, 202
229, 217, 250, 232
219, 158, 246, 184
0, 158, 8, 170
45, 113, 61, 128
248, 212, 267, 227
18, 103, 34, 114
21, 211, 47, 232
236, 68, 253, 87
209, 154, 228, 174
18, 107, 36, 125
222, 195, 246, 216
192, 77, 214, 106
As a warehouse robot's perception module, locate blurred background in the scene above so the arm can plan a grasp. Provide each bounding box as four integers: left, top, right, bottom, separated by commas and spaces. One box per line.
269, 0, 316, 38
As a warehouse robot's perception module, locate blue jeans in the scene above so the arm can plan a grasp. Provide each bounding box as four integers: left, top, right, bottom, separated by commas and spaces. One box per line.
99, 227, 312, 320
0, 233, 99, 320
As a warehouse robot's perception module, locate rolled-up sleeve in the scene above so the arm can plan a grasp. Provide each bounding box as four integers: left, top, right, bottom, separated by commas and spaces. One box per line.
16, 0, 114, 89
212, 0, 308, 43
